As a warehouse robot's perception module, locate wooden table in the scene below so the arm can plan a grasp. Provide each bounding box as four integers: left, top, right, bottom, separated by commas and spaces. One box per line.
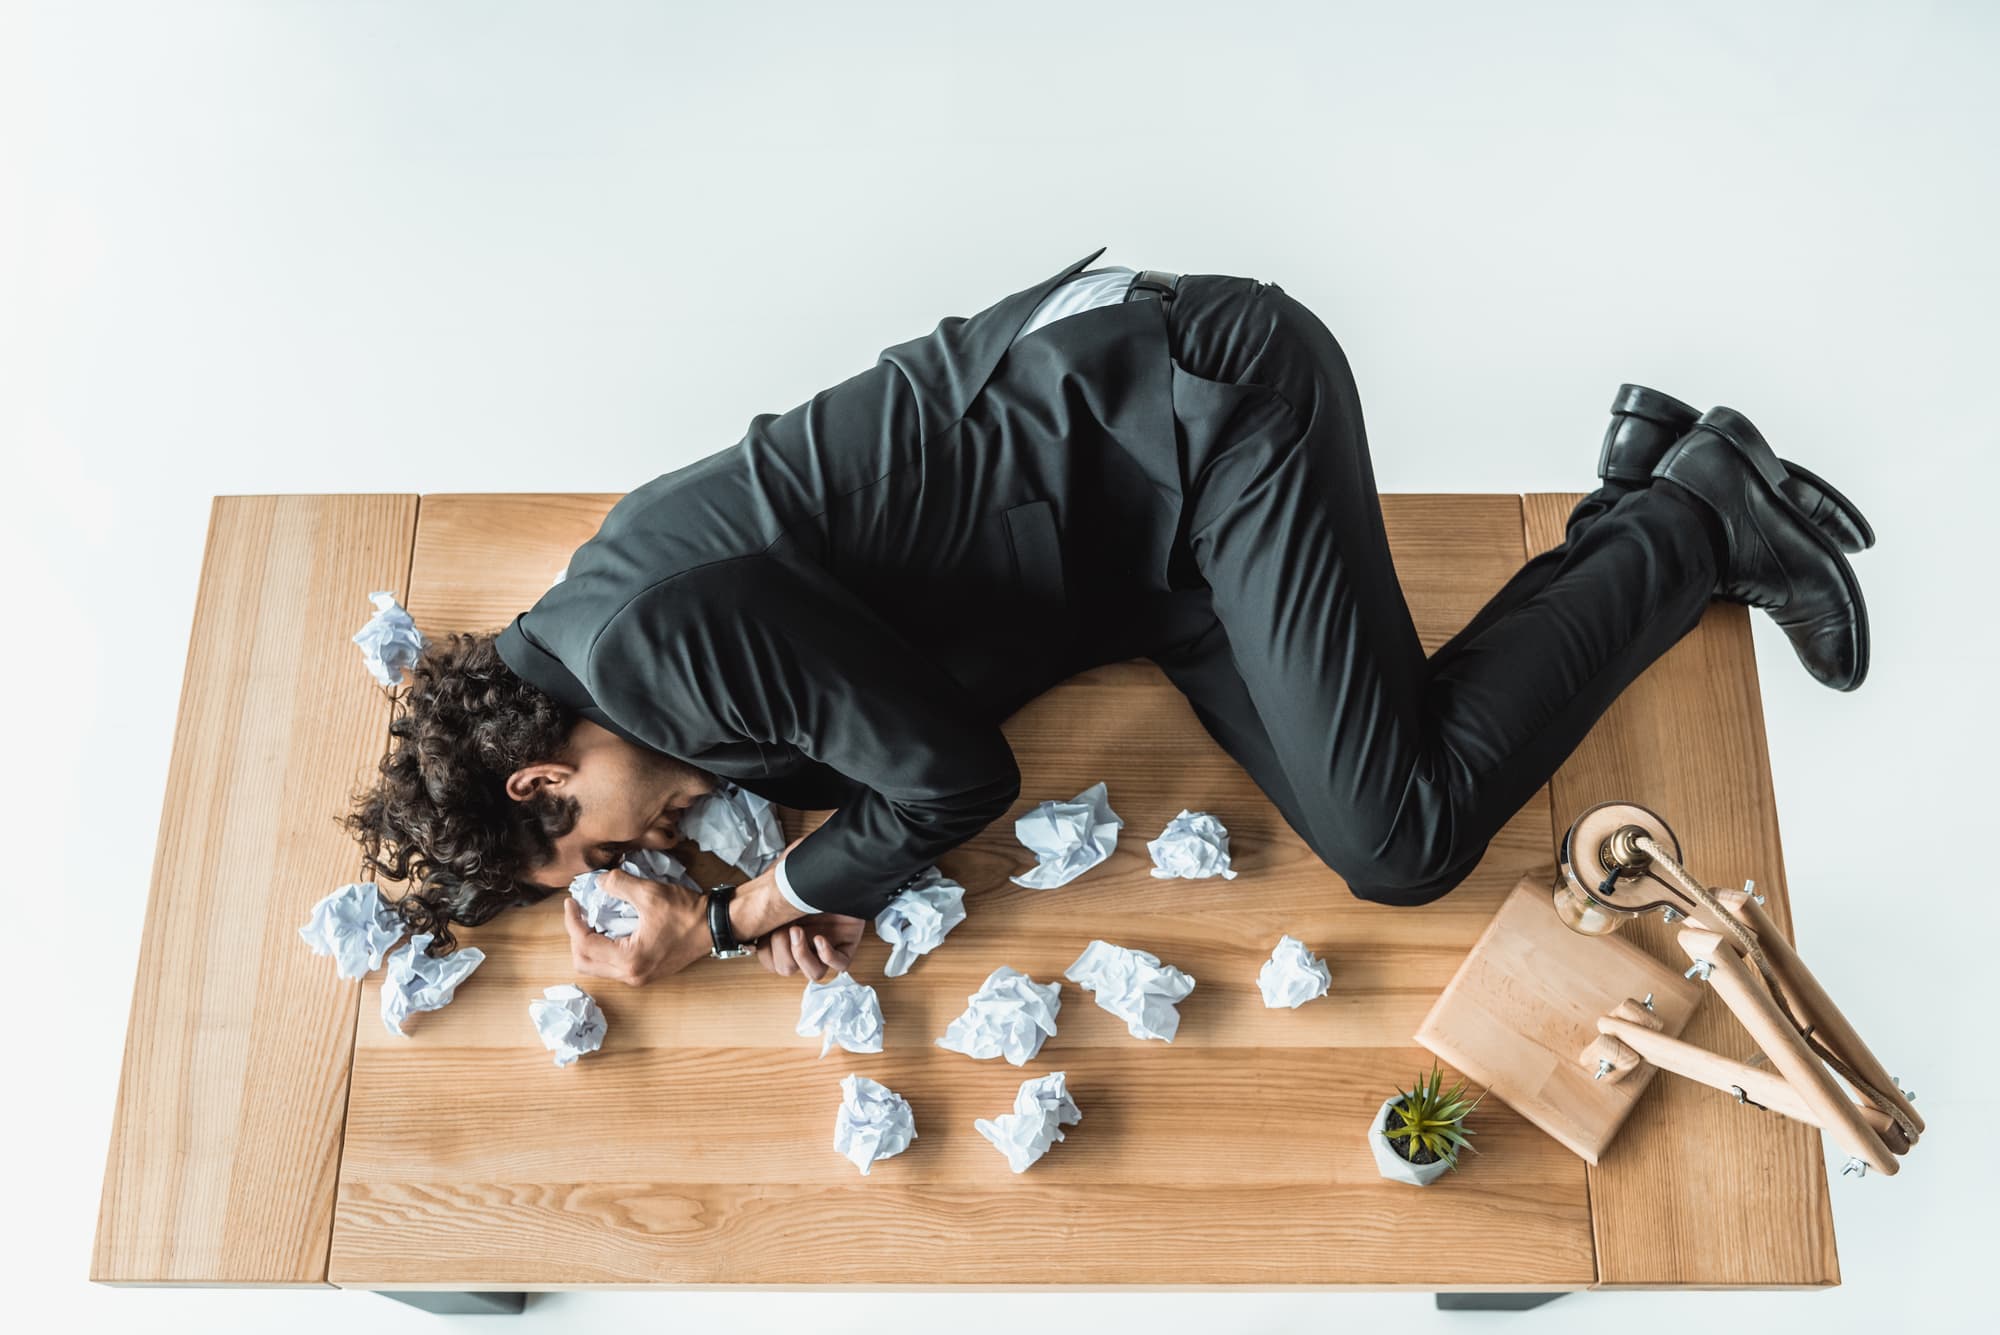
92, 492, 1837, 1309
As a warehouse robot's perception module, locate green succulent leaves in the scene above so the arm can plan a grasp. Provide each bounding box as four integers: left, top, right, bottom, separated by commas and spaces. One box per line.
1385, 1063, 1485, 1169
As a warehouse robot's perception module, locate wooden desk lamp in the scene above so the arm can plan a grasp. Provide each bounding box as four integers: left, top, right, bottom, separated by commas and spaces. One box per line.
1417, 800, 1923, 1176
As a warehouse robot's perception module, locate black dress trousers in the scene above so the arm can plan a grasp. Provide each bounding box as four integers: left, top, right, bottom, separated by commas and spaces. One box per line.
1148, 274, 1720, 905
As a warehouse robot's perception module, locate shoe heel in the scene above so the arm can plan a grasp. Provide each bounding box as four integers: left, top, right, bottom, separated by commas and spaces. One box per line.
1600, 384, 1703, 484
1696, 406, 1790, 492
1610, 383, 1701, 426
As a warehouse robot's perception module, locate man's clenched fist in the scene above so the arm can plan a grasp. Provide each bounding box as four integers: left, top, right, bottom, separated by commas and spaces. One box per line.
561, 868, 712, 986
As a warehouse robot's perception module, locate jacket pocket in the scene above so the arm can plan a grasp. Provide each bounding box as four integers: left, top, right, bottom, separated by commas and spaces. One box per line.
1003, 498, 1067, 612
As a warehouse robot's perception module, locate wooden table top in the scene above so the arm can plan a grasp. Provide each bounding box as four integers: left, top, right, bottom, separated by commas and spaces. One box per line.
94, 491, 1836, 1291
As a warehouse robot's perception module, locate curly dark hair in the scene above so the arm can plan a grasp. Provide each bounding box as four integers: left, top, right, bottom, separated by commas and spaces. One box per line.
344, 630, 581, 953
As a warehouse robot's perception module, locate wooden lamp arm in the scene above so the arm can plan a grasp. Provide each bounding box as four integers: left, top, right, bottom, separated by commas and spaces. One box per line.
1597, 1016, 1906, 1150
1679, 927, 1900, 1175
1705, 889, 1924, 1137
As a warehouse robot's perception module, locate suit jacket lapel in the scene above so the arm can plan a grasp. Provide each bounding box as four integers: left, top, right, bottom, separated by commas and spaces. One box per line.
877, 245, 1109, 442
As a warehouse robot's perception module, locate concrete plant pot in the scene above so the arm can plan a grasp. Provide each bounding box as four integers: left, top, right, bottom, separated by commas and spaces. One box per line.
1369, 1094, 1456, 1186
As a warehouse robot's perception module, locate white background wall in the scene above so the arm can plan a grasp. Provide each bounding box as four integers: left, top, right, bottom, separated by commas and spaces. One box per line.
4, 1, 1993, 1330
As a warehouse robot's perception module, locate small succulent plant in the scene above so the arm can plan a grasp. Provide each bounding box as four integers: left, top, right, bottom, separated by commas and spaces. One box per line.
1384, 1063, 1485, 1169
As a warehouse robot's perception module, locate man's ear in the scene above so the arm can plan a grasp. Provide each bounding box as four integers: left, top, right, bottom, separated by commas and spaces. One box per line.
505, 762, 575, 803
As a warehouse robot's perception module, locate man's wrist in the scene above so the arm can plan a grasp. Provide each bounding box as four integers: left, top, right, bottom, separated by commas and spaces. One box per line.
728, 878, 797, 942
773, 855, 821, 915
704, 885, 755, 957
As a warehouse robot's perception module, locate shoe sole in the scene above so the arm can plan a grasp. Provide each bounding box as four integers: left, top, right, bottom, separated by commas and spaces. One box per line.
1695, 405, 1870, 691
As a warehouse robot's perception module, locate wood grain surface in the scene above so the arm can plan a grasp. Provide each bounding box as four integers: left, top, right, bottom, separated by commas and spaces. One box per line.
401, 493, 620, 634
327, 492, 1600, 1288
98, 486, 1840, 1291
1522, 492, 1840, 1287
93, 494, 420, 1284
1416, 876, 1706, 1165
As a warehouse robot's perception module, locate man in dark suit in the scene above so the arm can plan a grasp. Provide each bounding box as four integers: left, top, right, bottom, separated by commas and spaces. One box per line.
348, 247, 1873, 987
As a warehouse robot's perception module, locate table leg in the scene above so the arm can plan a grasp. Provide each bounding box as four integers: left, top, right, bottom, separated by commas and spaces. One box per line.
1436, 1292, 1571, 1312
375, 1291, 528, 1315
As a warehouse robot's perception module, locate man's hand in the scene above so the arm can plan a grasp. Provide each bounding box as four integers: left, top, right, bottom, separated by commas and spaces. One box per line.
755, 911, 866, 981
560, 834, 873, 986
738, 834, 866, 981
561, 868, 712, 987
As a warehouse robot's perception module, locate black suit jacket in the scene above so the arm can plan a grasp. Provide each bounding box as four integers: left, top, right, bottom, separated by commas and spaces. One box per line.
497, 246, 1219, 916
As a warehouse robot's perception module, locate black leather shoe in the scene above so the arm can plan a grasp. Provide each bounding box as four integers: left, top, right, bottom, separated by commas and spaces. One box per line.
1653, 406, 1870, 691
1565, 384, 1876, 553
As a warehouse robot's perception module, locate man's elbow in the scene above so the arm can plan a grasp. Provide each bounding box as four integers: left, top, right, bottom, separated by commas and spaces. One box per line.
979, 749, 1022, 817
923, 750, 1020, 836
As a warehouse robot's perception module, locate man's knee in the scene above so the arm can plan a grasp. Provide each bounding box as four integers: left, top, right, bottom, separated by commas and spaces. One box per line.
1317, 836, 1489, 909
1342, 869, 1466, 908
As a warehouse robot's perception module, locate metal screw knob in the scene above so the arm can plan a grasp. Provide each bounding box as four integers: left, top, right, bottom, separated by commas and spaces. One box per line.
1840, 1157, 1869, 1178
1594, 1059, 1615, 1081
1685, 959, 1714, 981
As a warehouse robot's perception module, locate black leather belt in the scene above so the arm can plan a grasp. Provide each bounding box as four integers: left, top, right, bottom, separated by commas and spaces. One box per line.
1122, 269, 1182, 306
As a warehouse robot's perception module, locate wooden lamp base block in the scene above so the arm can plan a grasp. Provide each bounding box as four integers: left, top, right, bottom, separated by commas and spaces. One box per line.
1417, 869, 1706, 1164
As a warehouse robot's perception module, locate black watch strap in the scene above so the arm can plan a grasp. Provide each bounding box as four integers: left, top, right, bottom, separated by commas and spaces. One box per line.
706, 884, 753, 958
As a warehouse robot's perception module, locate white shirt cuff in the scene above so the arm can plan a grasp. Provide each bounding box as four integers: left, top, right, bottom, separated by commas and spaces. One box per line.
773, 854, 821, 915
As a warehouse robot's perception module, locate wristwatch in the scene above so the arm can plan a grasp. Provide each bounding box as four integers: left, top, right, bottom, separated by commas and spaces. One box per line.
705, 883, 756, 958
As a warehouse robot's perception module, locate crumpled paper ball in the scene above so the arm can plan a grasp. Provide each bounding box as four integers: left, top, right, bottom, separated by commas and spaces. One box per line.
681, 781, 787, 878
797, 970, 885, 1057
1008, 780, 1123, 889
380, 932, 486, 1037
568, 848, 704, 939
1064, 939, 1197, 1042
975, 1070, 1083, 1173
352, 590, 428, 688
1146, 808, 1240, 880
568, 869, 641, 938
618, 847, 702, 890
936, 966, 1062, 1066
833, 1073, 917, 1175
874, 866, 968, 977
298, 881, 405, 979
1257, 934, 1331, 1009
528, 983, 608, 1066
